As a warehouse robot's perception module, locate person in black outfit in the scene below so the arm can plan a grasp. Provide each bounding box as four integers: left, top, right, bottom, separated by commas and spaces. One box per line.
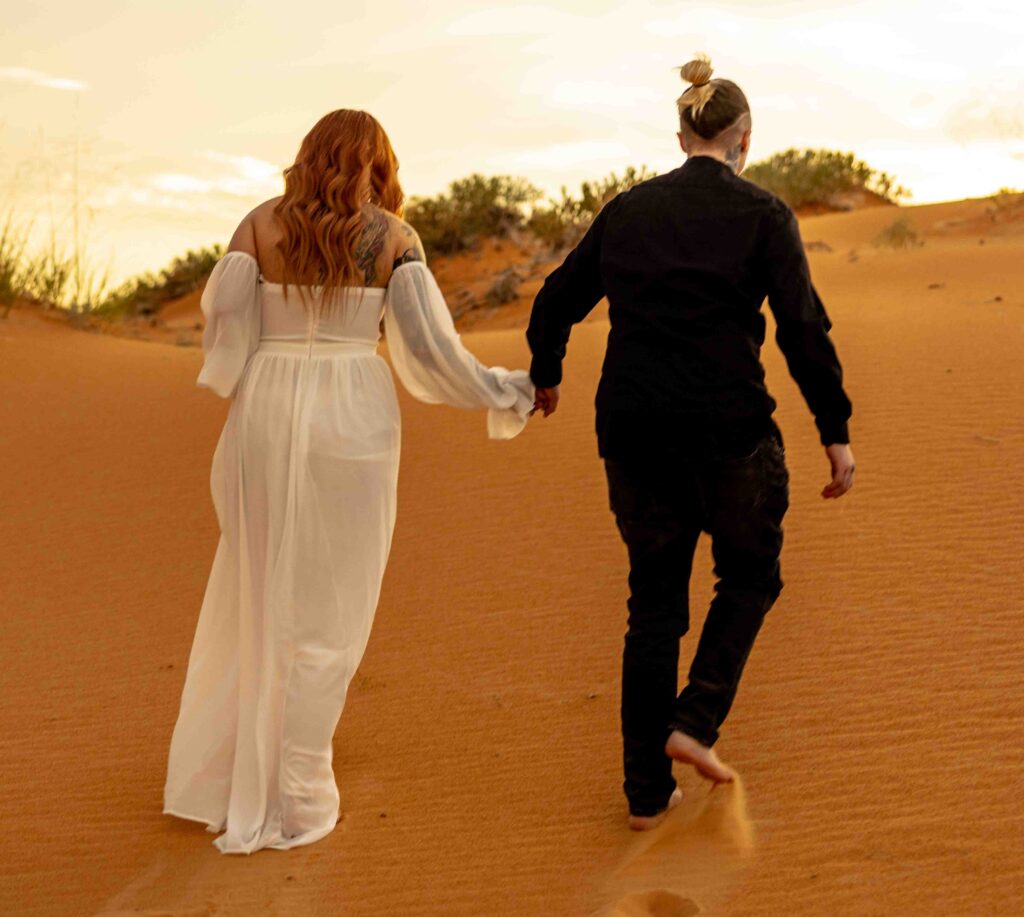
525, 54, 856, 831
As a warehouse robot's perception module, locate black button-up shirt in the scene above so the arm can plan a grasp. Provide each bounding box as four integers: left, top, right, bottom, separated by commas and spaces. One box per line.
525, 155, 852, 460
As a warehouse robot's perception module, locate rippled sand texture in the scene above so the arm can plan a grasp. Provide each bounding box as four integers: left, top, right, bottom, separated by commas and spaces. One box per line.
1, 198, 1022, 915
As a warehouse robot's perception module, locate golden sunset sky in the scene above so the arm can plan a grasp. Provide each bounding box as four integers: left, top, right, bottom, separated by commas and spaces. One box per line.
2, 0, 1022, 285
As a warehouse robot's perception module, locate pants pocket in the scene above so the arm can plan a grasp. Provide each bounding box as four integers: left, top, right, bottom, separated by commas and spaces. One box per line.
761, 438, 790, 518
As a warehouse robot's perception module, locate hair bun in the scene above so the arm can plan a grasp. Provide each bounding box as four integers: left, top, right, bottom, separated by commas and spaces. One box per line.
680, 54, 713, 87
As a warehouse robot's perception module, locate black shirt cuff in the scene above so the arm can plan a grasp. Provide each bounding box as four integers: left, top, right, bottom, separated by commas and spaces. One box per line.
817, 418, 850, 446
530, 355, 563, 388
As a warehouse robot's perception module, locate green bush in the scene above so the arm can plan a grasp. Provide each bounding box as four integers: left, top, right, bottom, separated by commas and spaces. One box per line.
744, 149, 907, 209
97, 244, 224, 317
404, 174, 542, 258
404, 166, 658, 256
529, 166, 657, 250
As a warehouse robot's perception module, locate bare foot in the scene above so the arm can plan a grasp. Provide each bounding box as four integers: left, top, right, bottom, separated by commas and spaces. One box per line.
628, 787, 683, 832
665, 730, 735, 784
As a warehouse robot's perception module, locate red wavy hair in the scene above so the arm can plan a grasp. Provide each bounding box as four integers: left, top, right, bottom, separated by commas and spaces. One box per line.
273, 109, 404, 307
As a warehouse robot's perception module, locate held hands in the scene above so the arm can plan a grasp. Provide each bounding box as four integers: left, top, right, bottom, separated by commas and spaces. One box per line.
531, 385, 560, 418
822, 443, 855, 499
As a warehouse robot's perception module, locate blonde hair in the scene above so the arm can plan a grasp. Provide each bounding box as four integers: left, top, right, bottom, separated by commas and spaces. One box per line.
273, 109, 404, 309
676, 54, 750, 141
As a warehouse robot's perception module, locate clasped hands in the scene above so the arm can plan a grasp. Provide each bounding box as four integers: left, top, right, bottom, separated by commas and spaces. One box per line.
530, 385, 560, 418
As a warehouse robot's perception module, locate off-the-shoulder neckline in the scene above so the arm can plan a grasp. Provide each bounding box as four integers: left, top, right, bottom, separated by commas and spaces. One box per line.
220, 249, 425, 291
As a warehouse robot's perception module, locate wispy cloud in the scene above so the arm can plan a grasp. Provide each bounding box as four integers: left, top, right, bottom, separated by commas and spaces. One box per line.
148, 152, 281, 200
0, 66, 87, 91
204, 152, 281, 191
151, 173, 213, 194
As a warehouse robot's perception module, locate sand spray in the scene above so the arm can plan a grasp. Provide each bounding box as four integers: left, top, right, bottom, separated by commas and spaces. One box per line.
600, 775, 756, 916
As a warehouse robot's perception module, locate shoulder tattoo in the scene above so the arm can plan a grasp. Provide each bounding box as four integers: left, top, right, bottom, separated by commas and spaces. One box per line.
392, 222, 425, 271
355, 207, 390, 285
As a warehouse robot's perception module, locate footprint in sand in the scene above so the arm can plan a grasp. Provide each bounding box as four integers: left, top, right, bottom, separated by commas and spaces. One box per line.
611, 889, 701, 917
600, 778, 754, 916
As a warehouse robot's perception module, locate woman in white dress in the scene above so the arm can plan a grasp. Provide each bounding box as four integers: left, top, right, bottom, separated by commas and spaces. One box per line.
162, 109, 534, 854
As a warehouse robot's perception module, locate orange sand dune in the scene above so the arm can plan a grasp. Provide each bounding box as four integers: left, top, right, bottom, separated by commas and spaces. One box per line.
1, 201, 1023, 916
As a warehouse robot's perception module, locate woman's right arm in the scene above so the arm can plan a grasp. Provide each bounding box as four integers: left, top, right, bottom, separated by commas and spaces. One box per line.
196, 213, 262, 398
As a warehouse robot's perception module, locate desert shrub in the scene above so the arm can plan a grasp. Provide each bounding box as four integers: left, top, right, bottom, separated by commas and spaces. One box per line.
988, 187, 1024, 218
27, 243, 75, 306
405, 174, 542, 258
25, 245, 75, 309
0, 213, 32, 317
97, 244, 223, 317
744, 149, 907, 209
873, 217, 923, 249
529, 166, 657, 250
0, 209, 110, 314
486, 268, 522, 306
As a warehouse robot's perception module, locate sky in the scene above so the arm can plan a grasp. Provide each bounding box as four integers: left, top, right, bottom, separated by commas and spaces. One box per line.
2, 0, 1022, 286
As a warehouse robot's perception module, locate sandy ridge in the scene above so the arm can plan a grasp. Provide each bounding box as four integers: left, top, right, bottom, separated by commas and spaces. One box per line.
1, 201, 1022, 915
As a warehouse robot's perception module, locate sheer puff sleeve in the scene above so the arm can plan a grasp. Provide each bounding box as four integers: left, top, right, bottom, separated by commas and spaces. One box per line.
383, 261, 535, 440
196, 251, 261, 398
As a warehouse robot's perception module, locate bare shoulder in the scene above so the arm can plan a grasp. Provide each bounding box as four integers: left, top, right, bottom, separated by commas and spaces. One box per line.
227, 197, 282, 256
385, 212, 426, 268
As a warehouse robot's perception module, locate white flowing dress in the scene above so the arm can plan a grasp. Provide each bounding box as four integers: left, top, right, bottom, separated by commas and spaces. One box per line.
162, 251, 533, 854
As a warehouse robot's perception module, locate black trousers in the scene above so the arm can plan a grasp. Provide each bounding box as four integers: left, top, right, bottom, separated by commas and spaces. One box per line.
603, 424, 789, 816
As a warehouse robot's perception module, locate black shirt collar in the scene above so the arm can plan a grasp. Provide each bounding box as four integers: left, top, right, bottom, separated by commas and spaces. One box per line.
680, 155, 734, 177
